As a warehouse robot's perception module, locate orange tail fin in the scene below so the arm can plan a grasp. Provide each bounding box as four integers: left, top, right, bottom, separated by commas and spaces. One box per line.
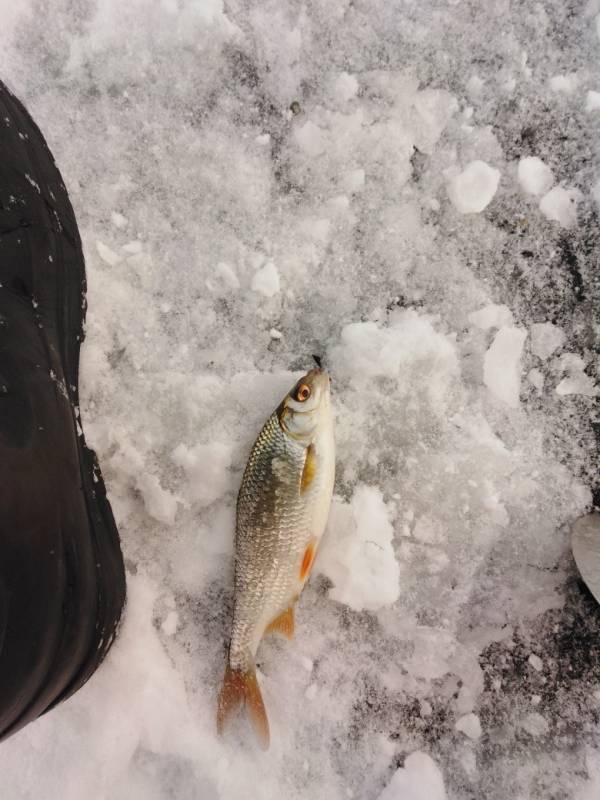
216, 664, 270, 749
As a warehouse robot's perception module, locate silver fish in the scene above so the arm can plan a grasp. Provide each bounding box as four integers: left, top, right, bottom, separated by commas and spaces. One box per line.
217, 368, 335, 748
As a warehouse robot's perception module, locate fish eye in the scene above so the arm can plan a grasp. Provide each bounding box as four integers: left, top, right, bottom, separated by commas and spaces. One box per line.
295, 383, 311, 402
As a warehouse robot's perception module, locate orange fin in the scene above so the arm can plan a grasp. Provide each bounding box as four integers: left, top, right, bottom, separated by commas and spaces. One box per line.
300, 444, 317, 493
216, 664, 270, 749
265, 607, 295, 639
299, 539, 317, 582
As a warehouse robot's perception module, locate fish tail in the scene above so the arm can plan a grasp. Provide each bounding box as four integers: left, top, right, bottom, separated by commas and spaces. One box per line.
216, 663, 270, 749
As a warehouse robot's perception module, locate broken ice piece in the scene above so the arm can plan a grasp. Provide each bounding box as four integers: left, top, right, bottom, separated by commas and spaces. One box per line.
447, 160, 500, 214
517, 157, 554, 196
530, 322, 565, 359
455, 712, 482, 740
483, 326, 528, 407
539, 186, 582, 228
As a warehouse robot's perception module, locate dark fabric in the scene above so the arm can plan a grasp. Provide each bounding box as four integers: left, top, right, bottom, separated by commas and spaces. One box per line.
0, 80, 126, 741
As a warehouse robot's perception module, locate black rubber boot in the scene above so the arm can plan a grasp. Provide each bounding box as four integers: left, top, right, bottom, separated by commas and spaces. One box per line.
0, 80, 126, 740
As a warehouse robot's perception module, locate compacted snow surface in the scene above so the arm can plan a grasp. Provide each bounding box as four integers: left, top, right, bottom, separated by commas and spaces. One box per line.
1, 1, 600, 798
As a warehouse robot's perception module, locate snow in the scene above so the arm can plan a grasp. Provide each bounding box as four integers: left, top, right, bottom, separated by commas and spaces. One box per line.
549, 74, 578, 93
539, 186, 583, 227
585, 90, 600, 111
517, 157, 555, 196
317, 487, 400, 611
1, 0, 598, 798
294, 120, 327, 157
251, 261, 280, 297
468, 304, 514, 330
446, 160, 501, 213
377, 752, 447, 800
483, 327, 528, 408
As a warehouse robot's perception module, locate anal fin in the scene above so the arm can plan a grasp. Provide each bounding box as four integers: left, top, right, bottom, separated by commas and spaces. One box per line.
265, 606, 295, 639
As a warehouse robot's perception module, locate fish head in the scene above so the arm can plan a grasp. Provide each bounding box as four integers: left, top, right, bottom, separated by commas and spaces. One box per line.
278, 368, 331, 443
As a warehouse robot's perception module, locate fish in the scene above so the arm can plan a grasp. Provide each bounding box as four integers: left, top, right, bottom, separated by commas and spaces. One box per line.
217, 367, 335, 749
571, 513, 600, 605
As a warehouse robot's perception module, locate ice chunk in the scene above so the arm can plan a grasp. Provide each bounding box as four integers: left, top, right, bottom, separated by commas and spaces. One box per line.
539, 186, 582, 227
586, 91, 600, 112
251, 261, 280, 297
555, 354, 598, 396
529, 653, 543, 671
294, 120, 327, 157
317, 487, 400, 611
556, 374, 598, 397
483, 327, 528, 407
517, 156, 555, 196
332, 310, 459, 411
521, 712, 549, 736
447, 160, 501, 213
455, 712, 482, 740
530, 322, 565, 359
468, 304, 514, 330
377, 752, 447, 800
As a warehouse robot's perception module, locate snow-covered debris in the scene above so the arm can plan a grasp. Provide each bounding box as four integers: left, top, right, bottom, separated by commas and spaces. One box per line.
447, 160, 501, 213
517, 157, 555, 196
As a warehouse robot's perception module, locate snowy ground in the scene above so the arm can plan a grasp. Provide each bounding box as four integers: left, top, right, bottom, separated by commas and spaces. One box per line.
1, 1, 600, 798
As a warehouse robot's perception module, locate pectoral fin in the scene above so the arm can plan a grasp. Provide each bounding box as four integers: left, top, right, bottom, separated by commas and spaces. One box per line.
300, 443, 317, 493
